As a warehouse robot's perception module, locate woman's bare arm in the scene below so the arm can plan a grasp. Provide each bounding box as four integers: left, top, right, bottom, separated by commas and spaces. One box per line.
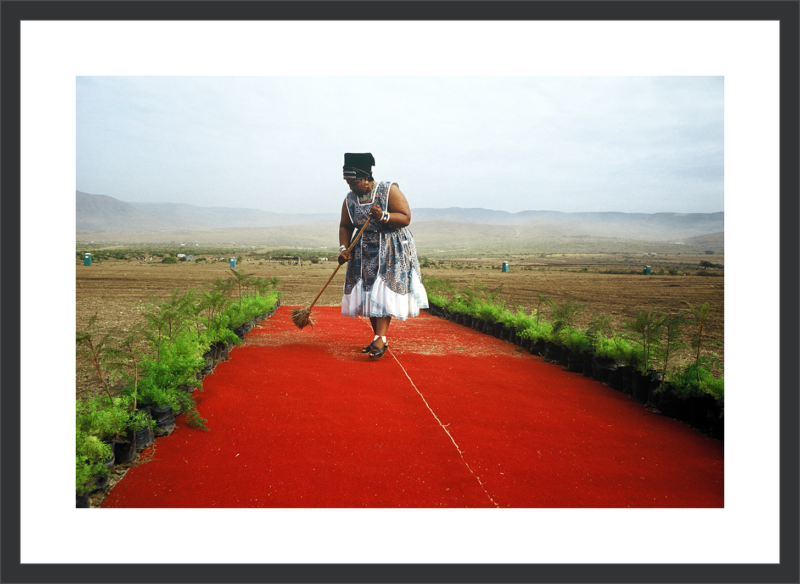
338, 200, 355, 263
369, 183, 411, 227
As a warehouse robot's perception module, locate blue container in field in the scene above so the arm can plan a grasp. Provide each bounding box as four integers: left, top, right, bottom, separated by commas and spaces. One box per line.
502, 261, 509, 273
83, 253, 92, 266
230, 257, 236, 268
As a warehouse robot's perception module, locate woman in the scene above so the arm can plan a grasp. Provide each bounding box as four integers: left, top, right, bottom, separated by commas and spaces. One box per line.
338, 152, 428, 359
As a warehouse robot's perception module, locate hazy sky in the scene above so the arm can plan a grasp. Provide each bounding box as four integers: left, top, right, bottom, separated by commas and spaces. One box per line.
76, 76, 723, 215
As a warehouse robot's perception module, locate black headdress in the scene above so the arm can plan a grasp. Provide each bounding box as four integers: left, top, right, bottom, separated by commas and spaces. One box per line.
343, 153, 375, 180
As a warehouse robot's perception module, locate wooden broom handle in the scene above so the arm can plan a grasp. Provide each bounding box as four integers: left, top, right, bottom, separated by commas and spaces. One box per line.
307, 217, 372, 310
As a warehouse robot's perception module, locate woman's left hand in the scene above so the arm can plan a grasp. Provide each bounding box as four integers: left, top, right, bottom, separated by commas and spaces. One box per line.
369, 204, 383, 221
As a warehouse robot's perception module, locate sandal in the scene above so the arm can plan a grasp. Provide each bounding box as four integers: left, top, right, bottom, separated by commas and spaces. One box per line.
367, 343, 388, 359
362, 336, 388, 353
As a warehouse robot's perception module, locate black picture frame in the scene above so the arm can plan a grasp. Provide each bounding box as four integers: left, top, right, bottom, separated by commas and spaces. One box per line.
2, 1, 798, 583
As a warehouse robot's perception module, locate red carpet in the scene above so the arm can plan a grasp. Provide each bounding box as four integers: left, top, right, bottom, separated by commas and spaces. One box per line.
102, 306, 723, 508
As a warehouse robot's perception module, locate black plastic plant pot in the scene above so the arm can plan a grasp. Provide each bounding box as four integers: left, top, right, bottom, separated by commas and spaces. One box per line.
209, 341, 225, 363
620, 367, 634, 394
152, 405, 176, 437
646, 372, 663, 407
88, 473, 109, 495
688, 395, 715, 431
233, 325, 245, 340
531, 340, 546, 356
134, 406, 155, 451
631, 371, 649, 403
593, 357, 617, 382
655, 384, 689, 421
543, 342, 561, 363
76, 491, 90, 508
201, 350, 215, 373
582, 353, 594, 377
114, 433, 137, 464
135, 425, 155, 451
492, 323, 503, 338
559, 346, 570, 367
566, 352, 584, 373
707, 402, 724, 440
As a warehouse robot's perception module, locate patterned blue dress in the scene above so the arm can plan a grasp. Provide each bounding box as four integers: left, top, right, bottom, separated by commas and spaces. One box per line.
342, 181, 429, 320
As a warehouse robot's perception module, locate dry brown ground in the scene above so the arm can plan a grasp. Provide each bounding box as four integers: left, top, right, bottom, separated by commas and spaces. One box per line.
76, 254, 723, 397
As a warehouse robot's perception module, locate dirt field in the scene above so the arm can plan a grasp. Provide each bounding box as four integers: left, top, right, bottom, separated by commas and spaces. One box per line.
76, 253, 724, 398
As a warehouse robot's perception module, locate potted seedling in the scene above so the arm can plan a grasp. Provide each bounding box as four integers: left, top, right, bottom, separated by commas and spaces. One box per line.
77, 316, 141, 467
75, 447, 111, 508
508, 306, 535, 346
478, 284, 504, 335
550, 299, 585, 367
518, 317, 553, 356
424, 277, 456, 320
623, 309, 666, 404
199, 282, 235, 366
75, 397, 123, 501
586, 313, 617, 382
497, 305, 522, 343
677, 301, 723, 431
605, 334, 638, 393
650, 314, 689, 414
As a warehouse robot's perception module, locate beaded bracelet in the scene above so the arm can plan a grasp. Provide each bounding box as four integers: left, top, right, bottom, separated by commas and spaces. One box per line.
381, 211, 390, 223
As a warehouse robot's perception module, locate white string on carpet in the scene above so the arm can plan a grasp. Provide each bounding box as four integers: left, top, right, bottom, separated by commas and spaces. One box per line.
370, 333, 499, 508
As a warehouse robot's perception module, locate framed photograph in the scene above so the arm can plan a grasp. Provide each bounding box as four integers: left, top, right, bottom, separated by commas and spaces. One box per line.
2, 1, 797, 582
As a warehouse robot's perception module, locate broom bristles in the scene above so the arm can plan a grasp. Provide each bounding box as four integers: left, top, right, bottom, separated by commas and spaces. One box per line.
291, 306, 314, 329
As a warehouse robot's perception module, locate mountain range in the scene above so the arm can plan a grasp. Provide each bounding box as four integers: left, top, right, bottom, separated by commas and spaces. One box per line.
76, 191, 724, 250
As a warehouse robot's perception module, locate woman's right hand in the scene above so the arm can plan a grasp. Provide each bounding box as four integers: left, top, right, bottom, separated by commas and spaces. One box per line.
338, 249, 350, 265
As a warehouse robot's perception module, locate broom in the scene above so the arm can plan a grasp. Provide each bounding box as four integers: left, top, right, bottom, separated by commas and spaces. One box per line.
291, 217, 372, 329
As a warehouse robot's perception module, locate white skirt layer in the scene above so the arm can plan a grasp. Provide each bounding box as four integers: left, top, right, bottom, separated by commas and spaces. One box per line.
342, 270, 429, 321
